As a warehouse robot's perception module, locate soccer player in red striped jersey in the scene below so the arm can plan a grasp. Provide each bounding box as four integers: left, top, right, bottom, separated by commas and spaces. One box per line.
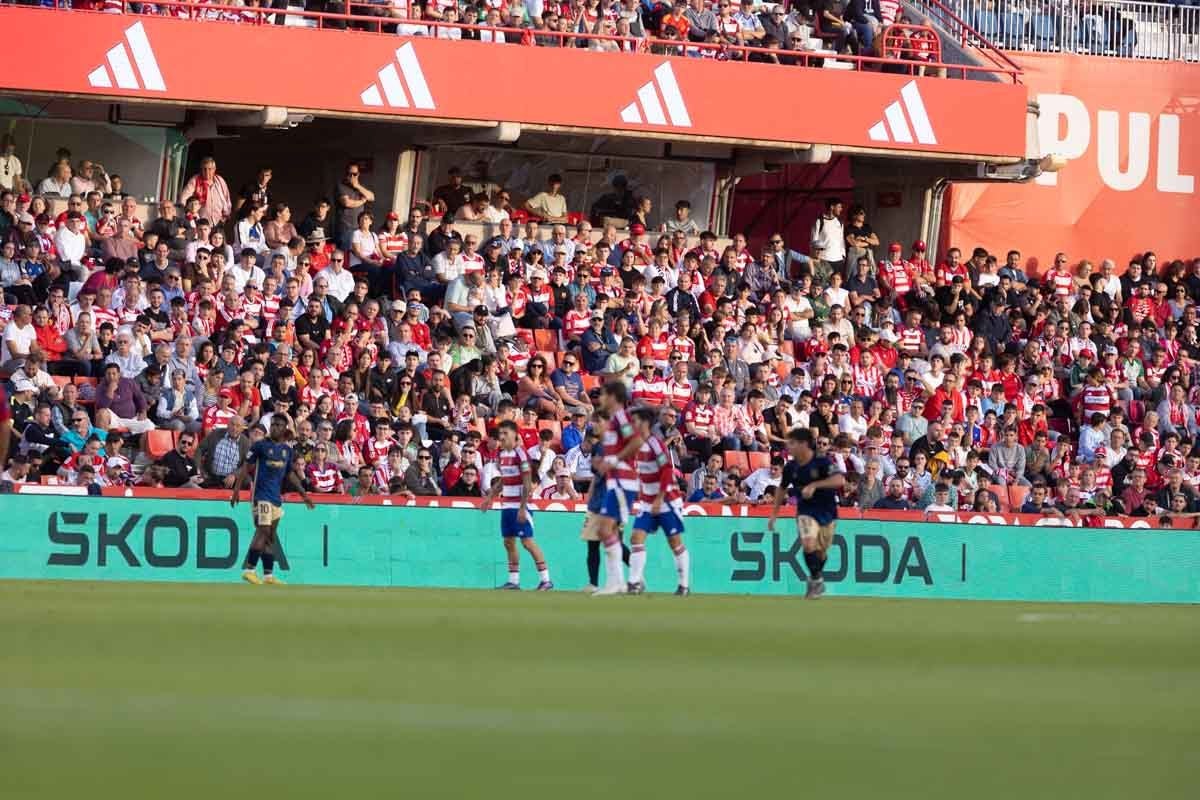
593, 381, 647, 596
627, 408, 691, 596
481, 420, 552, 590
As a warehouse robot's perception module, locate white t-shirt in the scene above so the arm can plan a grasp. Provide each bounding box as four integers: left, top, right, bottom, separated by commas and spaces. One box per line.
811, 214, 846, 262
350, 230, 380, 267
2, 320, 36, 364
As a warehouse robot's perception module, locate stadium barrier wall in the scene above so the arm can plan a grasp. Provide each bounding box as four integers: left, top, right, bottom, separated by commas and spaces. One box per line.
4, 494, 1198, 603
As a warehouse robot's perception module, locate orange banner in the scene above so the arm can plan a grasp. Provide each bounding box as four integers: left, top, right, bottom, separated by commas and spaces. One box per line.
948, 53, 1199, 273
0, 8, 1026, 158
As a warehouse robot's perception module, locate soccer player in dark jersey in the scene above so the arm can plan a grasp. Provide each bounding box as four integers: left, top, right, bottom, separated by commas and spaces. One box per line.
230, 414, 314, 585
768, 428, 845, 599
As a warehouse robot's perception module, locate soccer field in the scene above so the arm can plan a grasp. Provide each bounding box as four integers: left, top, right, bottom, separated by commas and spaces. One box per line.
1, 582, 1196, 799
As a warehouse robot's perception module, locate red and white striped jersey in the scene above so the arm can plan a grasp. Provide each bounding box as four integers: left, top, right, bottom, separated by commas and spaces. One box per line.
684, 403, 714, 434
306, 463, 344, 494
670, 335, 695, 363
665, 377, 693, 410
632, 376, 667, 406
936, 261, 968, 286
202, 405, 237, 434
898, 325, 924, 354
364, 437, 392, 466
881, 260, 912, 294
378, 232, 407, 259
496, 445, 533, 510
1080, 384, 1114, 418
950, 325, 973, 351
634, 434, 683, 515
564, 310, 591, 339
852, 365, 882, 397
603, 407, 640, 492
1046, 268, 1074, 297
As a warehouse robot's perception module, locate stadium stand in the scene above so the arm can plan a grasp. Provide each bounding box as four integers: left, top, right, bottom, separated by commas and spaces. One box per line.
0, 1, 1194, 525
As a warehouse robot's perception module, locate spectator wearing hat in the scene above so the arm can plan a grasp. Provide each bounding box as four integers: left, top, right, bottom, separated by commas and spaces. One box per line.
425, 213, 463, 262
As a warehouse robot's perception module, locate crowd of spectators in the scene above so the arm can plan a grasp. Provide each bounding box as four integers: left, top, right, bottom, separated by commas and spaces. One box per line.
0, 140, 1198, 524
31, 0, 940, 64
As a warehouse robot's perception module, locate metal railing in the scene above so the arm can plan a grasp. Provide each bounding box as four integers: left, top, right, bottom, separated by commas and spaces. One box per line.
925, 0, 1200, 61
1, 2, 1018, 81
904, 0, 1026, 72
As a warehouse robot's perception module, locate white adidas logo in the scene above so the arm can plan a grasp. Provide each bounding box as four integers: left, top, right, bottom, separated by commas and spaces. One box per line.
360, 43, 435, 110
619, 63, 691, 128
86, 22, 165, 92
867, 81, 937, 145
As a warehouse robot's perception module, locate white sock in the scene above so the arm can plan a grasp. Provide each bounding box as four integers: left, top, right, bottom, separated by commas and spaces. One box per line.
508, 569, 519, 584
629, 545, 647, 584
537, 568, 549, 582
674, 547, 690, 588
604, 539, 625, 585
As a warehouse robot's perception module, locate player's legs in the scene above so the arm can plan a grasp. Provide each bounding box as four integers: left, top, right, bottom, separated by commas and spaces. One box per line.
520, 537, 552, 590
627, 525, 649, 593
666, 529, 690, 594
261, 519, 286, 584
498, 509, 522, 588
593, 490, 629, 594
500, 535, 521, 589
796, 515, 831, 598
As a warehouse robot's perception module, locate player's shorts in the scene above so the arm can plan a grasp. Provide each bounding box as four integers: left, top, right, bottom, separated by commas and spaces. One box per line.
580, 511, 606, 542
500, 507, 535, 539
633, 510, 685, 537
253, 501, 284, 527
600, 487, 638, 525
796, 515, 835, 550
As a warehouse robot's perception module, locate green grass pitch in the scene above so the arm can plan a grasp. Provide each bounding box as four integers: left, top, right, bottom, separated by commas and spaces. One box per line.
1, 581, 1197, 799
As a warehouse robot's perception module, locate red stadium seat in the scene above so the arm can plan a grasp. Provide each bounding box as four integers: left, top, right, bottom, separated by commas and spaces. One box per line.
52, 375, 71, 389
746, 452, 770, 472
143, 430, 176, 461
723, 451, 749, 474
533, 329, 560, 352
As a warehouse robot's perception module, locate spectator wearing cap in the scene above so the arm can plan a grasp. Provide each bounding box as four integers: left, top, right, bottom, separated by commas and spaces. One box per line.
580, 310, 617, 373
178, 157, 232, 225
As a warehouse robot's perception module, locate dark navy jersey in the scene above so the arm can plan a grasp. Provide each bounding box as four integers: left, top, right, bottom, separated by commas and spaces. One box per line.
248, 439, 295, 506
780, 455, 840, 525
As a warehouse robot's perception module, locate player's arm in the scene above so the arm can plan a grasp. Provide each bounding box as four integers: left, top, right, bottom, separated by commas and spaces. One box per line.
481, 474, 500, 512
229, 461, 251, 506
287, 462, 315, 509
518, 465, 532, 523
767, 477, 789, 532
